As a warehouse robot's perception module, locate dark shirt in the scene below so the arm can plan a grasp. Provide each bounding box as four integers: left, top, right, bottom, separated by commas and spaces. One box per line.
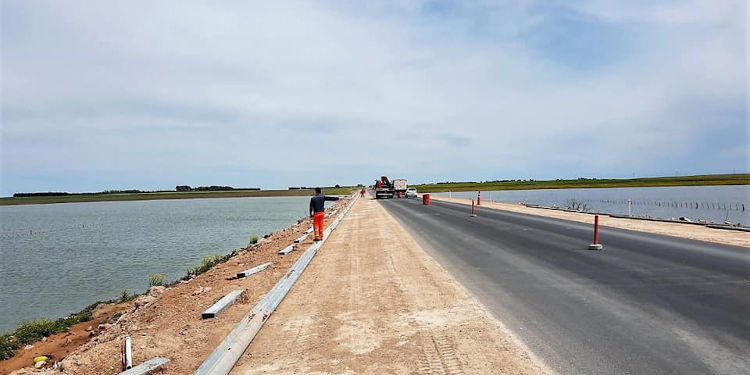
310, 194, 339, 215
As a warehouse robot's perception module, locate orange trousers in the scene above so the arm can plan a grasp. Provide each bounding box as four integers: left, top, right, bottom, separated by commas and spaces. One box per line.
313, 212, 325, 240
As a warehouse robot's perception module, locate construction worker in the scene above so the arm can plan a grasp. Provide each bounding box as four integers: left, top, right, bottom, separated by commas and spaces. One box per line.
309, 187, 339, 241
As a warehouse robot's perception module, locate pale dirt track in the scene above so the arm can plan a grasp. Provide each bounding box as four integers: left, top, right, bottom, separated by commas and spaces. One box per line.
431, 196, 749, 248
230, 197, 547, 375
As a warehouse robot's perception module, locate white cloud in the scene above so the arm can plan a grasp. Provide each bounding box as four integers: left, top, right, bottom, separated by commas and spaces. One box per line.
1, 0, 746, 194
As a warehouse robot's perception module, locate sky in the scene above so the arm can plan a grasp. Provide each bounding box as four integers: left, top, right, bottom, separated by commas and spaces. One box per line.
1, 0, 747, 195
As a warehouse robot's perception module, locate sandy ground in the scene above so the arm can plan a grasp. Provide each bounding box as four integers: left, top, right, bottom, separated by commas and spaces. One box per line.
431, 196, 749, 248
230, 197, 547, 375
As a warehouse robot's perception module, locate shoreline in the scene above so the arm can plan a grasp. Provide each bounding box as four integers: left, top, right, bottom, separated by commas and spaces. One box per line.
0, 197, 353, 374
3, 174, 747, 206
0, 188, 356, 206
412, 173, 749, 193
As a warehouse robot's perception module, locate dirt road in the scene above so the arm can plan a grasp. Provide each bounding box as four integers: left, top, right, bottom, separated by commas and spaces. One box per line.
230, 197, 547, 374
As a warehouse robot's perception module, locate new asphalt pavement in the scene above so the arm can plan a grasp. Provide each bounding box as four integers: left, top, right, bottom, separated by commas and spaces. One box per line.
380, 198, 750, 375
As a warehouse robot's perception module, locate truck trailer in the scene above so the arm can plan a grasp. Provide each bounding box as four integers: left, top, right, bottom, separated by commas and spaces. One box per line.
374, 176, 407, 199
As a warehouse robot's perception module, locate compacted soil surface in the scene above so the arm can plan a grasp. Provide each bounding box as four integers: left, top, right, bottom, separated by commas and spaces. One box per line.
230, 197, 546, 374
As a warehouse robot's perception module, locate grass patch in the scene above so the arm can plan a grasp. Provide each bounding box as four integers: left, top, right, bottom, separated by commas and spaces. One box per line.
120, 289, 138, 302
0, 278, 162, 360
147, 273, 165, 287
185, 252, 234, 278
412, 174, 750, 193
0, 302, 98, 360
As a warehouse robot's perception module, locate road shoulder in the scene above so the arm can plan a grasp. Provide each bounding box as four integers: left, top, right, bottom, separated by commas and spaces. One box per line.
431, 196, 749, 248
231, 197, 548, 374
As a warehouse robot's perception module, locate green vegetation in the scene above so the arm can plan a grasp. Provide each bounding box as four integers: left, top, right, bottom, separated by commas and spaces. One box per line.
0, 303, 96, 360
147, 273, 166, 287
120, 289, 138, 302
0, 187, 356, 206
0, 269, 180, 360
249, 235, 259, 244
413, 174, 749, 193
185, 252, 233, 278
2, 249, 241, 359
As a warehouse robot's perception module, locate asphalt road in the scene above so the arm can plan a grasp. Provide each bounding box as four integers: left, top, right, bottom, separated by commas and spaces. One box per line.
380, 198, 750, 375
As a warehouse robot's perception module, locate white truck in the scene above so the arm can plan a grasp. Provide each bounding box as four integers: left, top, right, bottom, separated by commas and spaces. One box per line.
392, 179, 407, 197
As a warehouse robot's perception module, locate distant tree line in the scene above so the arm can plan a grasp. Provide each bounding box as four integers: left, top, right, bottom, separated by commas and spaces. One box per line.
13, 192, 69, 197
434, 179, 537, 184
14, 186, 260, 197
13, 190, 157, 197
175, 185, 259, 192
288, 184, 345, 190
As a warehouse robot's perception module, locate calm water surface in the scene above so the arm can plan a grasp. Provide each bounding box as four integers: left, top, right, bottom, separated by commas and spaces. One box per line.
0, 196, 319, 333
436, 185, 749, 225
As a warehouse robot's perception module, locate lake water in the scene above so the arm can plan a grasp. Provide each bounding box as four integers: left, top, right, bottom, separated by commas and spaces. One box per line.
0, 196, 321, 333
435, 185, 749, 226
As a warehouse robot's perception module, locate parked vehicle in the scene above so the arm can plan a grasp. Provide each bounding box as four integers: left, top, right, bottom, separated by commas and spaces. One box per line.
405, 187, 418, 198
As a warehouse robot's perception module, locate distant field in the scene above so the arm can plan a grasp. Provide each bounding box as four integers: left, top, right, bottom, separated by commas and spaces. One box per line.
0, 188, 356, 206
412, 174, 750, 193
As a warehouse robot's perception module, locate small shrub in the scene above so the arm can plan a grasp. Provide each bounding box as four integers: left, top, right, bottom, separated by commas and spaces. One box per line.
249, 235, 259, 244
185, 253, 232, 278
202, 254, 222, 267
13, 319, 55, 345
147, 273, 165, 287
565, 199, 589, 212
120, 289, 137, 302
78, 310, 93, 322
0, 300, 103, 360
0, 333, 16, 360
